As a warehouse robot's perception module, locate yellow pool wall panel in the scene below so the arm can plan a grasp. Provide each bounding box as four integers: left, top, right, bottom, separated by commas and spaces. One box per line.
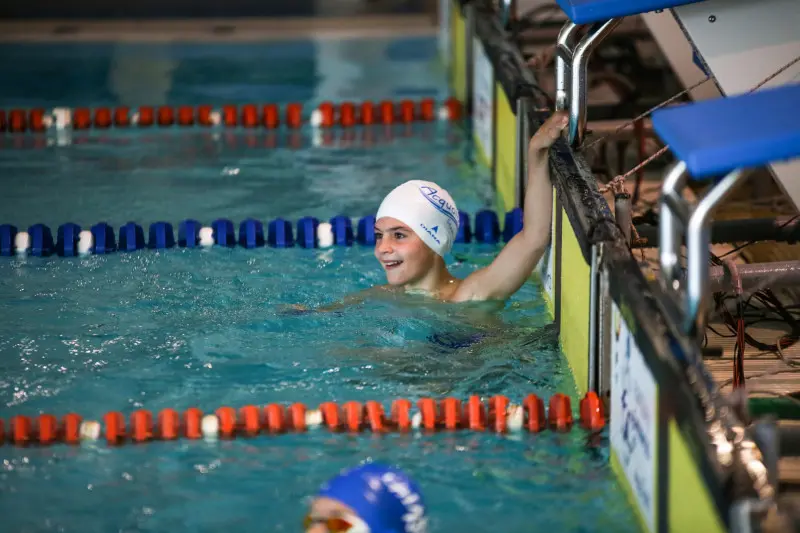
494, 81, 516, 215
558, 208, 590, 396
668, 420, 726, 533
450, 1, 466, 104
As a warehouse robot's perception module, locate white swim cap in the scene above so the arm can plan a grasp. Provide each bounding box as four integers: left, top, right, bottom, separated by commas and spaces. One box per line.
376, 180, 459, 257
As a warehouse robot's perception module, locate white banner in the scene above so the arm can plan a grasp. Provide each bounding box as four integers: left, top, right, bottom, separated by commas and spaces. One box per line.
536, 244, 554, 302
438, 0, 451, 67
610, 301, 657, 533
541, 187, 555, 302
471, 37, 493, 165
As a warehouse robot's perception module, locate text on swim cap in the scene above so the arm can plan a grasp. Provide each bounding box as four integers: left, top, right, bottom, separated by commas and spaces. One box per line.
419, 223, 441, 245
418, 186, 458, 227
381, 472, 428, 533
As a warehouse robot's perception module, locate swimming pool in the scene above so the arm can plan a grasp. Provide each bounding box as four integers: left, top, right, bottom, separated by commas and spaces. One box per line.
0, 34, 639, 532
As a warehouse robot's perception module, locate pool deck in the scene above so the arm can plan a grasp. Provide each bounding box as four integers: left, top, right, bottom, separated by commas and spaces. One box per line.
594, 135, 800, 520
0, 15, 437, 42
596, 160, 800, 401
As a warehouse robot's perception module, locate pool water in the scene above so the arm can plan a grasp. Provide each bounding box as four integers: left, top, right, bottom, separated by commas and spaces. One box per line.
0, 35, 639, 532
0, 124, 490, 229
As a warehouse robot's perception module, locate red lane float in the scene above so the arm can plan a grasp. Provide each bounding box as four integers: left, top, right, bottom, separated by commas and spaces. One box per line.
0, 122, 445, 152
241, 104, 259, 128
9, 110, 26, 133
0, 98, 463, 134
178, 106, 194, 126
158, 106, 174, 127
0, 392, 605, 447
29, 109, 46, 132
339, 102, 356, 128
579, 391, 606, 431
138, 106, 154, 127
399, 100, 415, 123
95, 108, 112, 128
286, 103, 302, 128
263, 104, 280, 129
114, 107, 130, 127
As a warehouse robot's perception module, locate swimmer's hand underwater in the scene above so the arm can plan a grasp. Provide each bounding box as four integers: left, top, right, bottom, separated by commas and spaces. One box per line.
290, 111, 568, 312
280, 286, 390, 314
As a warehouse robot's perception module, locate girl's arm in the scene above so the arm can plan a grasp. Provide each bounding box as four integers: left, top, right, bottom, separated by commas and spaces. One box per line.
451, 111, 568, 302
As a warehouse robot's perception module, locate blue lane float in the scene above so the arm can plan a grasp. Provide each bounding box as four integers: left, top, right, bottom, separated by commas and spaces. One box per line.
268, 218, 293, 248
119, 222, 145, 252
212, 219, 236, 248
149, 222, 176, 249
296, 217, 318, 249
57, 223, 81, 257
330, 215, 353, 246
179, 220, 200, 248
239, 218, 265, 249
474, 209, 500, 244
29, 223, 54, 257
503, 208, 523, 242
92, 223, 116, 254
456, 211, 472, 243
357, 215, 376, 245
0, 209, 524, 258
0, 224, 17, 255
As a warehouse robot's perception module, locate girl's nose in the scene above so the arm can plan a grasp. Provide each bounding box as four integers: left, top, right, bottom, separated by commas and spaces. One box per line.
377, 239, 393, 254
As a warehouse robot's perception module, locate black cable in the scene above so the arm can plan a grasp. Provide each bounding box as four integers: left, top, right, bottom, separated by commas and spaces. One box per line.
707, 251, 800, 356
717, 215, 800, 259
714, 294, 799, 354
707, 324, 736, 338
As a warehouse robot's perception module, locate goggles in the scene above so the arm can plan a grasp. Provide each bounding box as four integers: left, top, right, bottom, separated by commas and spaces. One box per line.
303, 513, 371, 533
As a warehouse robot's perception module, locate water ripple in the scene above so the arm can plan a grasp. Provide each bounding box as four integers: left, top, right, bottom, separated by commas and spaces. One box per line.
0, 248, 636, 531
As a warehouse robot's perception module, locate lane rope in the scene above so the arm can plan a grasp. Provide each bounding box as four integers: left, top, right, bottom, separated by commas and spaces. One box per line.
0, 98, 463, 134
1, 208, 525, 258
1, 392, 606, 447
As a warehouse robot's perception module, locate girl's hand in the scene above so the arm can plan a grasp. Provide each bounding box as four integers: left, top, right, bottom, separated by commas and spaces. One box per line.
529, 111, 569, 156
278, 303, 312, 316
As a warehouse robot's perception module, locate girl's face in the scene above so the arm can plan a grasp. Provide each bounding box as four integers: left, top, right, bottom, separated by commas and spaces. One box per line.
374, 217, 437, 286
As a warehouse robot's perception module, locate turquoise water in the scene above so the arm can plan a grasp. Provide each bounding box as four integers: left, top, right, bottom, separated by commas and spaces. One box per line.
0, 124, 487, 229
0, 37, 638, 532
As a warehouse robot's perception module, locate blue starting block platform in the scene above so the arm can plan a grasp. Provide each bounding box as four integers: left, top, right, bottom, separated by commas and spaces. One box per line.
555, 0, 706, 24
651, 83, 800, 179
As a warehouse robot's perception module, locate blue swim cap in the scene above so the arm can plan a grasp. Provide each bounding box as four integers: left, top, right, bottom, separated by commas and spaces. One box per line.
317, 463, 428, 533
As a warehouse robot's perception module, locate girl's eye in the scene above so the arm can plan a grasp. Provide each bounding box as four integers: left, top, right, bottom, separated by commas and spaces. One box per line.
394, 233, 405, 239
375, 233, 383, 240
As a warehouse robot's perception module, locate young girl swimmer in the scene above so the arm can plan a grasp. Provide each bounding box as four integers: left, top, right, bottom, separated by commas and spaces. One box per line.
373, 110, 567, 302
304, 462, 427, 533
288, 110, 568, 313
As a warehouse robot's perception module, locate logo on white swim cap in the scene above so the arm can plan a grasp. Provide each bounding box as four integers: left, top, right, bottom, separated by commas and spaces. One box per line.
376, 180, 459, 257
417, 185, 459, 227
